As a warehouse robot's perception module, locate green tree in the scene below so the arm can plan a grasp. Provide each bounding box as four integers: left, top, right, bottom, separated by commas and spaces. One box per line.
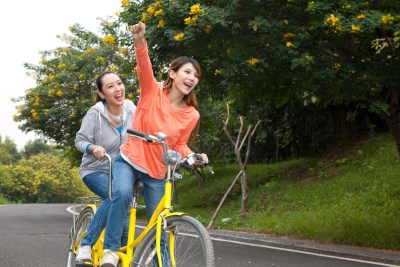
13, 0, 400, 162
19, 153, 90, 203
13, 22, 138, 151
23, 139, 61, 159
0, 136, 21, 164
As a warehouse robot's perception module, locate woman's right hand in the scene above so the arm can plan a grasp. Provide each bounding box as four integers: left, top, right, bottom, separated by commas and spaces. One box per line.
130, 21, 146, 43
91, 145, 106, 161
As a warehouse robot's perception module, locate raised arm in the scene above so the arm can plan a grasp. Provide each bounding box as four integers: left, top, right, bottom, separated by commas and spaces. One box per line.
129, 21, 158, 98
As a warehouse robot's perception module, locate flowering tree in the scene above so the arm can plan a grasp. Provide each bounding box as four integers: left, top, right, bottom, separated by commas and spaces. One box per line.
13, 0, 400, 159
13, 21, 138, 147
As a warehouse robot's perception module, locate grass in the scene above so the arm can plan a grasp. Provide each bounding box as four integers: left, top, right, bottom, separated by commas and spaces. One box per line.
176, 133, 400, 251
0, 194, 11, 204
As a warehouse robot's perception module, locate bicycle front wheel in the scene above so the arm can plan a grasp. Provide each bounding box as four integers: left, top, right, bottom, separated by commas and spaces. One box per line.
133, 215, 214, 267
66, 206, 95, 267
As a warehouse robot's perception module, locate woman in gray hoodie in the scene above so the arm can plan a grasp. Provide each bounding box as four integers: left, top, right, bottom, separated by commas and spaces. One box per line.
74, 71, 136, 265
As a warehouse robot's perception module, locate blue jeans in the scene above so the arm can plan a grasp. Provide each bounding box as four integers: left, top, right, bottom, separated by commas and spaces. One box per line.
103, 154, 165, 251
80, 172, 130, 247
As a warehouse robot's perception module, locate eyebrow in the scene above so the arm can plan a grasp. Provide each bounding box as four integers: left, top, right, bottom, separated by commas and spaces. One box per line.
183, 67, 198, 75
105, 79, 121, 86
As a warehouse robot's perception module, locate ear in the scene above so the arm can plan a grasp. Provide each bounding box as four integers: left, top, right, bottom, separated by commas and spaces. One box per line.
98, 91, 106, 100
169, 70, 175, 79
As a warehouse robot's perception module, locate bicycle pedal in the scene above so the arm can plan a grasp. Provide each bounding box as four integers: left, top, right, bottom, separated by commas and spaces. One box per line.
75, 261, 93, 267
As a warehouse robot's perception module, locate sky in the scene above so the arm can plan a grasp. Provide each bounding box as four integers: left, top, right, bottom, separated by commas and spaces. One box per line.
0, 0, 123, 149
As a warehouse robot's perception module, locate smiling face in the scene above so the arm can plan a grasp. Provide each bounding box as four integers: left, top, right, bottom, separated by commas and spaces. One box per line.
98, 73, 125, 106
169, 62, 199, 96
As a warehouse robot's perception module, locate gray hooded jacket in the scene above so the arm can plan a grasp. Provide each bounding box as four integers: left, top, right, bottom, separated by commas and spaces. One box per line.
75, 100, 136, 178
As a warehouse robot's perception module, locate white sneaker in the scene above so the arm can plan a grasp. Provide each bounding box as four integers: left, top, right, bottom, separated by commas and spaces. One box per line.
75, 245, 92, 265
100, 249, 119, 267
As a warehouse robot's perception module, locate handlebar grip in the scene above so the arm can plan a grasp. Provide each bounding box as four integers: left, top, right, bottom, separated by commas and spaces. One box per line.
127, 129, 147, 138
127, 129, 155, 142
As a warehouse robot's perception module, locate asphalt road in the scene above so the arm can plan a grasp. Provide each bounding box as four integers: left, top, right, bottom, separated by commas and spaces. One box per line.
0, 204, 398, 267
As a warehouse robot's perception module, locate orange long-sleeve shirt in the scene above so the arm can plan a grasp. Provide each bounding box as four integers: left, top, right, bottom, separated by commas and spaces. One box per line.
120, 40, 199, 179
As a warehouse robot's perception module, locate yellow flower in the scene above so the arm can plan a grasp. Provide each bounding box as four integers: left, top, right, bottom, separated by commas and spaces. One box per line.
57, 90, 63, 97
79, 73, 86, 80
147, 7, 155, 15
141, 13, 149, 23
357, 14, 366, 19
190, 4, 204, 15
154, 2, 161, 8
283, 32, 295, 38
136, 89, 141, 94
115, 12, 120, 17
128, 93, 134, 99
122, 0, 129, 6
158, 20, 165, 28
154, 9, 163, 16
324, 14, 342, 33
184, 16, 198, 26
119, 48, 127, 54
44, 109, 49, 115
214, 69, 221, 75
103, 34, 115, 44
86, 47, 96, 54
204, 25, 212, 34
351, 24, 360, 32
286, 42, 294, 48
110, 66, 117, 72
343, 3, 351, 9
334, 63, 341, 70
248, 58, 259, 65
34, 96, 40, 107
70, 111, 76, 118
174, 33, 184, 42
58, 63, 65, 70
283, 19, 289, 25
32, 112, 40, 121
132, 67, 137, 73
96, 57, 105, 64
382, 14, 394, 24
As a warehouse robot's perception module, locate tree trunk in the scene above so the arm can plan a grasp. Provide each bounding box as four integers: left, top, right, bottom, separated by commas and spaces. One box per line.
383, 88, 400, 158
207, 171, 242, 229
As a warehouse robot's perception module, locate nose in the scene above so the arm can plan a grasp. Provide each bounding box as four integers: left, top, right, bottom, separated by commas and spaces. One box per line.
188, 73, 195, 81
116, 83, 124, 91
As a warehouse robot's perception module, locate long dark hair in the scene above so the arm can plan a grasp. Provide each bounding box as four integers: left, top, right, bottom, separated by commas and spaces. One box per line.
95, 71, 115, 103
163, 56, 201, 147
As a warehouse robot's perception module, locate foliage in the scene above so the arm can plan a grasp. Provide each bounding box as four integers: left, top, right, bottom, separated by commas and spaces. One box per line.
23, 139, 62, 159
0, 153, 90, 203
0, 135, 21, 164
12, 21, 138, 150
12, 0, 400, 162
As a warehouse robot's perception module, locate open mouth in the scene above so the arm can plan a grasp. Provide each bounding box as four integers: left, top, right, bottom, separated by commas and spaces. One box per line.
183, 82, 193, 90
115, 93, 124, 101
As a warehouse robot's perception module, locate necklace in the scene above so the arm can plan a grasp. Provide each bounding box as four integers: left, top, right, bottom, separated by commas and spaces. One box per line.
107, 109, 123, 123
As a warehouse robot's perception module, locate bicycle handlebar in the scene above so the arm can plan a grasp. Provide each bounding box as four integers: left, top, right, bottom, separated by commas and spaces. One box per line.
127, 129, 213, 173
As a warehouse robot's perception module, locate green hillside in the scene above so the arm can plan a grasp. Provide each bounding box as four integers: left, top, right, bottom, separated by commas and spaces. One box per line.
177, 133, 400, 251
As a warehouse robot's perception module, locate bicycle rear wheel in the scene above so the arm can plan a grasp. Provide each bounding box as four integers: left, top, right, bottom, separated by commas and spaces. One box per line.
133, 215, 214, 267
66, 206, 95, 267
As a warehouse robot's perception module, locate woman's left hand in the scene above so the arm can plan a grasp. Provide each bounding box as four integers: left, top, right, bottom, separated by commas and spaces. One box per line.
197, 153, 209, 164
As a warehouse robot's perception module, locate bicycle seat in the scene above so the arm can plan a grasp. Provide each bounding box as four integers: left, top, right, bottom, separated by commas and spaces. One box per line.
133, 180, 144, 197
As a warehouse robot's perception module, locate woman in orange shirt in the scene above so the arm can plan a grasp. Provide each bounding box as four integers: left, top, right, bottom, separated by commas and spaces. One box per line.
99, 21, 208, 267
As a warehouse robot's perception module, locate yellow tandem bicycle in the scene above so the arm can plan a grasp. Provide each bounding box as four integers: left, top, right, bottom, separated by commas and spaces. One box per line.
67, 129, 215, 267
